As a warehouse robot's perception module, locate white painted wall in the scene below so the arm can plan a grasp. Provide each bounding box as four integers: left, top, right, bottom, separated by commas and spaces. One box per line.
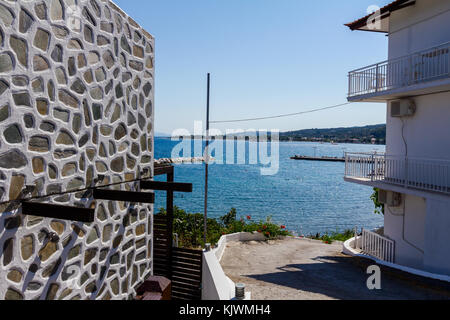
424, 198, 450, 276
384, 0, 450, 276
388, 0, 450, 59
202, 250, 234, 300
383, 194, 426, 270
202, 232, 262, 300
386, 91, 450, 159
346, 0, 450, 276
383, 91, 450, 276
383, 90, 450, 276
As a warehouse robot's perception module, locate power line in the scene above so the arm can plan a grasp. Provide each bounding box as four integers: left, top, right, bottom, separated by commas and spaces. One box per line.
210, 102, 353, 124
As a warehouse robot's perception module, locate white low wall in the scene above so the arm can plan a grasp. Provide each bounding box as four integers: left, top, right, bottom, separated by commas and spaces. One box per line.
202, 233, 346, 300
343, 237, 450, 283
202, 232, 263, 300
214, 232, 266, 261
202, 250, 235, 300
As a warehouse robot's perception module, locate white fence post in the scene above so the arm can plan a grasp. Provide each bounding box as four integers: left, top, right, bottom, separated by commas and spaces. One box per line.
361, 229, 395, 263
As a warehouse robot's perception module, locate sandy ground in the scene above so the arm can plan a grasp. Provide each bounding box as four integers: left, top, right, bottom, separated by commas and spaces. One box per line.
220, 238, 450, 300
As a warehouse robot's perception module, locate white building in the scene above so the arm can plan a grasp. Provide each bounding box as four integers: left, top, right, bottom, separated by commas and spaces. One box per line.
344, 0, 450, 276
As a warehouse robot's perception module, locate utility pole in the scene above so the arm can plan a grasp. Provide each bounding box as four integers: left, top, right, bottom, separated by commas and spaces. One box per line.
204, 73, 210, 246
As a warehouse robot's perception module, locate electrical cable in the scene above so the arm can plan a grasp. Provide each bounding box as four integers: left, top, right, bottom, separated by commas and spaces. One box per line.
0, 100, 355, 206
386, 196, 424, 254
401, 118, 408, 157
210, 102, 354, 124
401, 199, 424, 254
389, 117, 423, 253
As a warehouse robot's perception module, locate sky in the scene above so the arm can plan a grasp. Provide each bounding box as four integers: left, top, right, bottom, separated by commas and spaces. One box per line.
114, 0, 394, 135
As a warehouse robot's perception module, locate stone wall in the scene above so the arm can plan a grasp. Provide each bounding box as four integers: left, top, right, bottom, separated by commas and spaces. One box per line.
0, 0, 154, 300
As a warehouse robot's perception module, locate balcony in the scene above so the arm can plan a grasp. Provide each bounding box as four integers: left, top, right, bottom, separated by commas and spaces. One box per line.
345, 152, 450, 195
348, 42, 450, 102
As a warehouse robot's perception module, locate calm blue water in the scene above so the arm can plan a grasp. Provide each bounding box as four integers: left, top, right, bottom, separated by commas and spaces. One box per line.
154, 138, 385, 236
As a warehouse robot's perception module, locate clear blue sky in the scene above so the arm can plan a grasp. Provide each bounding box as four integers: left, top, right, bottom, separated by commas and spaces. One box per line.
115, 0, 393, 134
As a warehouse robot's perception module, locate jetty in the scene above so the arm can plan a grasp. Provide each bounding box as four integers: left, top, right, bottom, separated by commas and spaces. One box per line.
290, 155, 345, 162
155, 157, 214, 165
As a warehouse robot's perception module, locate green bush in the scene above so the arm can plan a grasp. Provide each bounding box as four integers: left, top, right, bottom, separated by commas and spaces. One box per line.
307, 229, 355, 244
156, 207, 291, 249
157, 206, 223, 249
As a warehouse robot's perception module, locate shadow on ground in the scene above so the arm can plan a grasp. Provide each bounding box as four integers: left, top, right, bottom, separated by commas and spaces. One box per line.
244, 255, 450, 300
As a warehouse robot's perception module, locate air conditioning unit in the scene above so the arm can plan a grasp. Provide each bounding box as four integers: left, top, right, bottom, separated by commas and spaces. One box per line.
390, 99, 416, 117
378, 190, 402, 207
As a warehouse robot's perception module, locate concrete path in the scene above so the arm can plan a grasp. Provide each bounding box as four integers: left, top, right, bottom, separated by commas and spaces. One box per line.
220, 238, 450, 300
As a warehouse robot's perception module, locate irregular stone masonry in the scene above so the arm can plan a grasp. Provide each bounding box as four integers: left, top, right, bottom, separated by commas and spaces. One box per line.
0, 0, 154, 300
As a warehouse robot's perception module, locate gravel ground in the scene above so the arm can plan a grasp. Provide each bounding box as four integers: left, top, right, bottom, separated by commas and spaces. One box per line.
220, 238, 450, 300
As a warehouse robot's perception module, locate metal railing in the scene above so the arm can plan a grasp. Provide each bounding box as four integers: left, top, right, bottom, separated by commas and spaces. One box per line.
361, 229, 395, 263
348, 42, 450, 97
345, 152, 450, 195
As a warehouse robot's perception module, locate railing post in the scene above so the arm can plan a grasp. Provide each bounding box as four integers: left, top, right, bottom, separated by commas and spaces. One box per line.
374, 156, 378, 181
404, 156, 408, 188
362, 229, 365, 253
345, 152, 348, 176
166, 166, 174, 281
344, 153, 347, 176
375, 64, 379, 92
348, 74, 351, 97
408, 56, 413, 85
371, 154, 375, 182
448, 47, 450, 76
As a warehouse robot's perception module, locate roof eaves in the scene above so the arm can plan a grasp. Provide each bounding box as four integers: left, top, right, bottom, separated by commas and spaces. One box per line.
345, 0, 415, 32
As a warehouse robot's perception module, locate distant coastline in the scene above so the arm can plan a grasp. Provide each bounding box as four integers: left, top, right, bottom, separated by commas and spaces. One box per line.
155, 124, 387, 146
153, 138, 385, 235
155, 136, 386, 146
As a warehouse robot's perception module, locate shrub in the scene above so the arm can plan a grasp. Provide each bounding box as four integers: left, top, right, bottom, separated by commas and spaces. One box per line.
158, 206, 223, 249
156, 207, 291, 248
307, 229, 355, 244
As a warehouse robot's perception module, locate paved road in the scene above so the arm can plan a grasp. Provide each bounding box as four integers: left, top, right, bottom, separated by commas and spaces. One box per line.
220, 238, 450, 300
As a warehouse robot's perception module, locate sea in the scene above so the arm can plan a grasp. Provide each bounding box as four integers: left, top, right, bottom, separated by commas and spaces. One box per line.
153, 138, 385, 236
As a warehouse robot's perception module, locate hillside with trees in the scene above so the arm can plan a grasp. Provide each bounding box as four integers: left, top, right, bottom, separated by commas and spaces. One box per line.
280, 124, 386, 144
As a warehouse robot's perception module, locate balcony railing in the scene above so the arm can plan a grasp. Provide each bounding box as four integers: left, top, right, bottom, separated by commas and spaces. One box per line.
348, 42, 450, 98
345, 152, 450, 195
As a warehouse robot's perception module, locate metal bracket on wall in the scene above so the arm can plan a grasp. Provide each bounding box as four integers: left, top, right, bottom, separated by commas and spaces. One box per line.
21, 201, 95, 223
140, 181, 193, 193
93, 188, 155, 204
